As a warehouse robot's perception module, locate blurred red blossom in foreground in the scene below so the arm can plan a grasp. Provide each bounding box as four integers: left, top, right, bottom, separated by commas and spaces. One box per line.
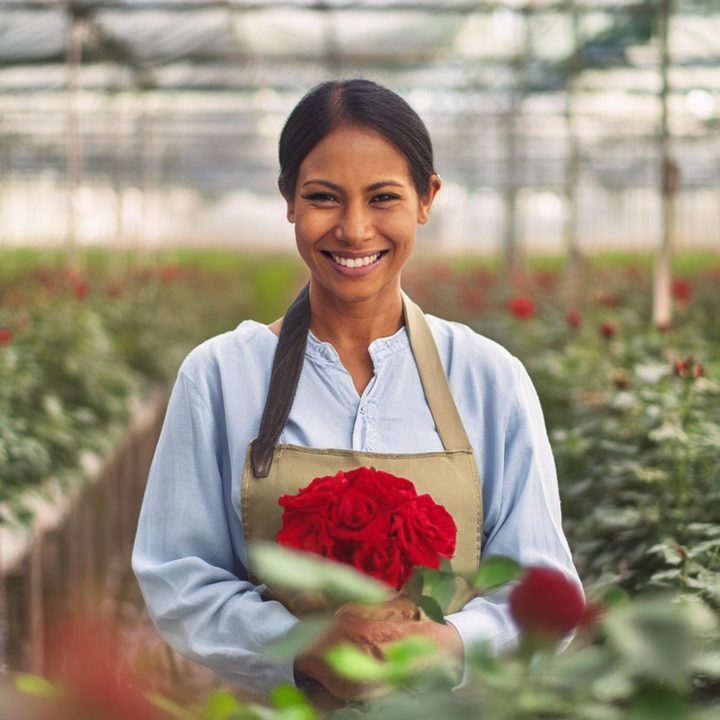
0, 327, 12, 345
509, 567, 600, 647
42, 619, 168, 720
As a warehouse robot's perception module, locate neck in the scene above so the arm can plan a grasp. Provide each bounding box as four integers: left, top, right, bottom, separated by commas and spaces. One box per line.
308, 279, 404, 349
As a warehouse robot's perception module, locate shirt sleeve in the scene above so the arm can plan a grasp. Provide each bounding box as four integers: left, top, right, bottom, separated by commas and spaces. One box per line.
131, 370, 300, 694
445, 355, 582, 676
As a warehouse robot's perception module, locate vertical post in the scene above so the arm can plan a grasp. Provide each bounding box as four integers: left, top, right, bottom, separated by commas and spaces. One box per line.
503, 3, 532, 283
653, 0, 675, 328
64, 13, 84, 266
564, 0, 582, 299
0, 542, 8, 674
28, 537, 45, 674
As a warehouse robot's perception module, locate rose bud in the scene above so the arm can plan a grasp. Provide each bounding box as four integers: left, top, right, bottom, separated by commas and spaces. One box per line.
509, 567, 596, 648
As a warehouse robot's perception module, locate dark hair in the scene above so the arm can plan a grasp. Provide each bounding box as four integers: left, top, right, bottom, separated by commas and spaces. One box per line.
278, 78, 436, 199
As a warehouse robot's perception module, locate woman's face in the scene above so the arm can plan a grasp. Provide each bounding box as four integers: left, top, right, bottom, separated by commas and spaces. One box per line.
285, 123, 441, 306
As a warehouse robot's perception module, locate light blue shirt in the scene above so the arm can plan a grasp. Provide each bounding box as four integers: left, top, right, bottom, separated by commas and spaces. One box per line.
132, 312, 580, 694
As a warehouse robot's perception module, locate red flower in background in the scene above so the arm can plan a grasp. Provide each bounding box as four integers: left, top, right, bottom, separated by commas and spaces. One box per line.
674, 356, 704, 379
0, 327, 12, 345
598, 322, 617, 340
277, 467, 456, 590
594, 291, 620, 308
509, 567, 596, 644
507, 296, 536, 320
565, 309, 582, 330
671, 278, 693, 304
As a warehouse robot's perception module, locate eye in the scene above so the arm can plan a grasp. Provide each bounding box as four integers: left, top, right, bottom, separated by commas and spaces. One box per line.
302, 192, 337, 203
371, 193, 400, 204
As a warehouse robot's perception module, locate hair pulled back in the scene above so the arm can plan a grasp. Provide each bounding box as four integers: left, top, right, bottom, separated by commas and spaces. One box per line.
278, 79, 436, 200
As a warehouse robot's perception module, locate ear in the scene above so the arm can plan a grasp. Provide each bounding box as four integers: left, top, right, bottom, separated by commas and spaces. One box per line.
417, 174, 442, 225
279, 179, 295, 223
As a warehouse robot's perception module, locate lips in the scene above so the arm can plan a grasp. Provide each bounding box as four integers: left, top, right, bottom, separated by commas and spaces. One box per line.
321, 249, 389, 269
321, 249, 389, 275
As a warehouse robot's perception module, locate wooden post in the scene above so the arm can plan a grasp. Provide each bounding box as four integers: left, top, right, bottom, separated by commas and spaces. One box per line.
28, 537, 45, 674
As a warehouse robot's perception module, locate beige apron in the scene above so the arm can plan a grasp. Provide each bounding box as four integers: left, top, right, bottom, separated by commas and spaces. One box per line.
241, 286, 483, 614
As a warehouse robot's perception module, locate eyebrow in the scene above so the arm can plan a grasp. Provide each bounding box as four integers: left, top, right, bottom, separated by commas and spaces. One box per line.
301, 179, 404, 192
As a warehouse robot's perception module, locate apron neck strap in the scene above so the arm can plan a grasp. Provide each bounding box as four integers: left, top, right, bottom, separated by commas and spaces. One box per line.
250, 285, 472, 478
401, 291, 473, 452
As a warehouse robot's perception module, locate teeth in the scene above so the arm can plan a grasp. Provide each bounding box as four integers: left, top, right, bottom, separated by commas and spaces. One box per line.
332, 253, 380, 268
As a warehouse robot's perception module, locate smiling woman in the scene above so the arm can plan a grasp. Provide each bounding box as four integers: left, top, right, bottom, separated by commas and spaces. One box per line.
132, 79, 580, 706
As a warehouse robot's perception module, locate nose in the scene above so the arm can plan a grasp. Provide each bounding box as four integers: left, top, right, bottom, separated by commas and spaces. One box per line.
334, 200, 374, 245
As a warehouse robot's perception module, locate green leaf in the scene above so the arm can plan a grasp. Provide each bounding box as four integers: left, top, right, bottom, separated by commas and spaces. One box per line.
471, 556, 521, 591
271, 684, 311, 710
626, 685, 688, 720
419, 594, 446, 624
421, 569, 457, 613
13, 673, 58, 698
600, 586, 631, 608
202, 691, 244, 720
603, 600, 693, 691
324, 644, 387, 682
384, 636, 439, 667
264, 618, 332, 662
250, 543, 391, 605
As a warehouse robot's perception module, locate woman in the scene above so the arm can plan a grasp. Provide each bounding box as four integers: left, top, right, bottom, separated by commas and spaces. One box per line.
132, 78, 580, 701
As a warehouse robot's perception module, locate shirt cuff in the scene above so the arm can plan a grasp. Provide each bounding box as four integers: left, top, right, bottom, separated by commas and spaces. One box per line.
445, 608, 518, 689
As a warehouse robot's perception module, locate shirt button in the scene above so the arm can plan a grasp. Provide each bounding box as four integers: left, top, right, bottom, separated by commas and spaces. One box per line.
359, 407, 366, 415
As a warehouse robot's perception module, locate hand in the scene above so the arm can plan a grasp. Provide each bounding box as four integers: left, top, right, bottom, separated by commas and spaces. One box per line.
294, 596, 462, 701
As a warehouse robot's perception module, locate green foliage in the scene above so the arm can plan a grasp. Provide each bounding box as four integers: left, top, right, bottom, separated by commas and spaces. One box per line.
0, 251, 306, 525
250, 543, 392, 607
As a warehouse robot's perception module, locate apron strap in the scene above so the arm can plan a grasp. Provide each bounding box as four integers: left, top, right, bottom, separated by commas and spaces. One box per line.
401, 292, 474, 452
250, 285, 473, 477
250, 284, 310, 478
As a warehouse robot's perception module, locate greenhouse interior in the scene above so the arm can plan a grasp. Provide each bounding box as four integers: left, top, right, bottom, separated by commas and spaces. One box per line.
1, 1, 719, 719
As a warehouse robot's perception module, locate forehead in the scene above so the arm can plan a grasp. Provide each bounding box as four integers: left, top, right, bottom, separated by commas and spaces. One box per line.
298, 124, 412, 183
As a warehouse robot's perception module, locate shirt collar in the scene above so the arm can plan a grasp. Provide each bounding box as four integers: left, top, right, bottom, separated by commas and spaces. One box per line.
304, 325, 410, 366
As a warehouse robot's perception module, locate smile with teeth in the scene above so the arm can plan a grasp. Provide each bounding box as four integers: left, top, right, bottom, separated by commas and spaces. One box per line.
325, 250, 388, 268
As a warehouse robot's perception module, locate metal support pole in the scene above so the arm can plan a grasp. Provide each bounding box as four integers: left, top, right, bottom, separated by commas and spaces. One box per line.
564, 0, 582, 299
64, 15, 84, 265
653, 0, 675, 329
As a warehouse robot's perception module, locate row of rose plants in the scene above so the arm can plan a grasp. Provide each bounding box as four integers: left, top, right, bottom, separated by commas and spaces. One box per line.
404, 259, 720, 607
0, 251, 300, 525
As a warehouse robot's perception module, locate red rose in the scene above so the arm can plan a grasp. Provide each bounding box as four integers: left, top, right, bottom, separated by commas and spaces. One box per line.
276, 467, 457, 590
565, 309, 582, 330
0, 327, 12, 346
276, 510, 337, 558
671, 278, 692, 303
393, 494, 457, 569
509, 567, 590, 643
598, 322, 617, 340
352, 541, 413, 590
507, 296, 536, 320
279, 472, 344, 513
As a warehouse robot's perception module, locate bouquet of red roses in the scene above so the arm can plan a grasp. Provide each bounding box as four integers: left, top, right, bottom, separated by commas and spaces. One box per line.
276, 466, 457, 591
